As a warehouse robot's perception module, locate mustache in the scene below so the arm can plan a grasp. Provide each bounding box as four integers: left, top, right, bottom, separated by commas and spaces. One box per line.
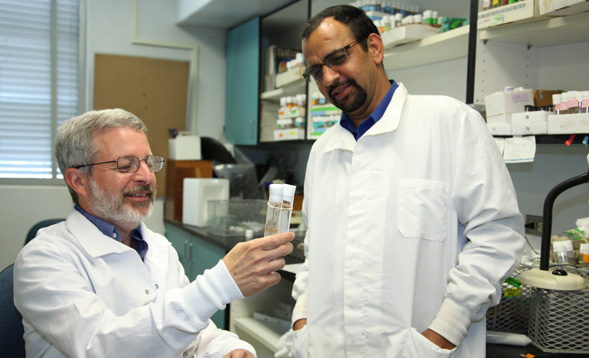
123, 184, 154, 196
328, 78, 359, 99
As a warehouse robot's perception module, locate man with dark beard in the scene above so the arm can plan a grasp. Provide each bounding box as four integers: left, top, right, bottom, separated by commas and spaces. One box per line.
14, 109, 293, 358
290, 5, 525, 358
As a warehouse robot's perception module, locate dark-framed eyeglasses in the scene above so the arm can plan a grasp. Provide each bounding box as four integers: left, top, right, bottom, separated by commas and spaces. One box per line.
73, 155, 165, 173
302, 38, 364, 83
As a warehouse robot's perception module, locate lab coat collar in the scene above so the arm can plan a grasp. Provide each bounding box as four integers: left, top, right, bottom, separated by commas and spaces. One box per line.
65, 209, 136, 258
323, 83, 407, 153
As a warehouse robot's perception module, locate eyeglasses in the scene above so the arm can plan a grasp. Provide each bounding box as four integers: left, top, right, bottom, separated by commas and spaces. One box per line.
73, 155, 165, 173
302, 38, 364, 83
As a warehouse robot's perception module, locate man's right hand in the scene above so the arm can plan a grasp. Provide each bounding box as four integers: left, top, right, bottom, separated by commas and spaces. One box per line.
223, 232, 294, 297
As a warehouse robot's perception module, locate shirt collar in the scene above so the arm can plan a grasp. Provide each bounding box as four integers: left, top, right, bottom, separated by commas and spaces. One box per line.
339, 80, 398, 140
74, 204, 148, 260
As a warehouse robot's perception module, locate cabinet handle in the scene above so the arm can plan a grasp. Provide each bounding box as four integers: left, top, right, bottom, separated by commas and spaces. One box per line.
250, 120, 254, 139
187, 242, 193, 261
184, 241, 189, 259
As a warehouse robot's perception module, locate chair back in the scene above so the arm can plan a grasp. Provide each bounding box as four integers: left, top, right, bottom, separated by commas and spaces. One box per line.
0, 264, 26, 358
25, 218, 64, 245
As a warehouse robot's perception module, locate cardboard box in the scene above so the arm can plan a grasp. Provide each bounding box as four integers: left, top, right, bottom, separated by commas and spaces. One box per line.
533, 90, 561, 107
539, 0, 589, 16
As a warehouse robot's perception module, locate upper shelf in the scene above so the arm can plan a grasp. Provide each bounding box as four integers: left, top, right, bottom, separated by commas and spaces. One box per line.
479, 11, 589, 47
382, 25, 469, 70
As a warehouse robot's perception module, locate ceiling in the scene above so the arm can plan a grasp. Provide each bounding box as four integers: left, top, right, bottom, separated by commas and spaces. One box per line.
176, 0, 299, 30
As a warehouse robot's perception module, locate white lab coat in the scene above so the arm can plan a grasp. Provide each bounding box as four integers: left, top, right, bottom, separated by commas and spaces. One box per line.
14, 209, 255, 358
291, 83, 525, 357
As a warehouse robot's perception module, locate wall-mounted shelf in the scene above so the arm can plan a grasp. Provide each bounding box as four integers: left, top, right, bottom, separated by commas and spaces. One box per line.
382, 25, 469, 70
479, 11, 589, 47
261, 79, 306, 102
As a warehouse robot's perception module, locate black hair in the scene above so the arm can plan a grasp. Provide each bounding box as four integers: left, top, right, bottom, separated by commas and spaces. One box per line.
301, 5, 380, 51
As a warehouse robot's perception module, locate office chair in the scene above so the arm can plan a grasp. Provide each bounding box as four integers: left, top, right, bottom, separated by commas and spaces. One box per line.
0, 264, 26, 358
25, 218, 64, 245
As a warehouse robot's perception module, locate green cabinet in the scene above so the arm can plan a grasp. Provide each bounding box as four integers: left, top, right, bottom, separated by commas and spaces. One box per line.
165, 223, 227, 329
225, 17, 260, 145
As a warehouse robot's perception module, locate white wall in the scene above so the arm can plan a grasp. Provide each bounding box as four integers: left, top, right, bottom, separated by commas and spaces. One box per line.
0, 0, 227, 270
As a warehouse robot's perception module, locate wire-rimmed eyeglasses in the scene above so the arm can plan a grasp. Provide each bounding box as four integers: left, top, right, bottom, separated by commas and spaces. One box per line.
302, 38, 365, 83
73, 155, 165, 173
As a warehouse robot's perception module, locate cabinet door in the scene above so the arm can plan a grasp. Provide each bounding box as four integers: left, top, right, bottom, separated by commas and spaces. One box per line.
225, 17, 260, 145
165, 223, 228, 329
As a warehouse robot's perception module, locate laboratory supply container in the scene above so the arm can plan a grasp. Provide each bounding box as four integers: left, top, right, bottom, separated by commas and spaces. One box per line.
206, 199, 266, 237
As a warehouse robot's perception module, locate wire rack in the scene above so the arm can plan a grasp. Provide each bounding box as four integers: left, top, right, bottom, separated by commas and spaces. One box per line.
486, 266, 531, 334
487, 266, 589, 354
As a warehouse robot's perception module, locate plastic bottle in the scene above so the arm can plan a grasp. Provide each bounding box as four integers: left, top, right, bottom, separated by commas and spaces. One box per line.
552, 241, 567, 265
278, 97, 288, 119
264, 184, 296, 236
581, 243, 589, 268
581, 91, 589, 114
566, 91, 580, 114
562, 240, 575, 265
552, 93, 563, 115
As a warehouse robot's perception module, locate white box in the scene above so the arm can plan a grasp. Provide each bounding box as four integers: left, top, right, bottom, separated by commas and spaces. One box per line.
487, 122, 513, 135
487, 113, 513, 124
512, 121, 548, 135
381, 24, 439, 49
511, 110, 551, 124
168, 134, 201, 160
539, 0, 589, 16
547, 113, 589, 134
182, 178, 229, 227
485, 89, 535, 117
478, 0, 540, 28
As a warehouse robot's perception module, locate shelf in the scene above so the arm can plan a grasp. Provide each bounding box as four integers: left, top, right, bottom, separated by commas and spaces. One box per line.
261, 80, 306, 101
382, 25, 469, 70
233, 317, 281, 353
479, 11, 589, 47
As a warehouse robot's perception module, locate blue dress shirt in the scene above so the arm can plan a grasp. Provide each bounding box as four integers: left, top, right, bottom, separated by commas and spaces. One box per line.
339, 80, 399, 140
74, 204, 149, 260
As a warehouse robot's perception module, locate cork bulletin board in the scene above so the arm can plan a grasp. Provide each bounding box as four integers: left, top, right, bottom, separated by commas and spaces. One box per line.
93, 53, 190, 197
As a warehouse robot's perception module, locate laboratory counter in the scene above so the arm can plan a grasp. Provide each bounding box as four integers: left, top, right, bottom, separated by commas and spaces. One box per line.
165, 220, 582, 357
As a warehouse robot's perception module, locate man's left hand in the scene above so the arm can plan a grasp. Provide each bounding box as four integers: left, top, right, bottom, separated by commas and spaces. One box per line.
224, 349, 254, 358
421, 329, 456, 350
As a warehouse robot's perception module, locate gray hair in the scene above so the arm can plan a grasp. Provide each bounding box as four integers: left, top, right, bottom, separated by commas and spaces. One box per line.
56, 108, 148, 203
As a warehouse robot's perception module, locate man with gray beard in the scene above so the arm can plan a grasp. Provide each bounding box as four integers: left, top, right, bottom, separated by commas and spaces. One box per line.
13, 109, 293, 358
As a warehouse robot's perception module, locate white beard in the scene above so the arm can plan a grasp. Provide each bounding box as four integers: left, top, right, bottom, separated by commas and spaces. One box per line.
88, 177, 154, 229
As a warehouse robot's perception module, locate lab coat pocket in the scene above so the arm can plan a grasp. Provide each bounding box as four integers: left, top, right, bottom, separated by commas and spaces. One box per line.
401, 328, 457, 358
292, 326, 309, 358
397, 179, 449, 242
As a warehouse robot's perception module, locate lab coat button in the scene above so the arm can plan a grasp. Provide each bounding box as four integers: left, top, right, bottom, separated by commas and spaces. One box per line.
145, 289, 149, 294
155, 284, 159, 289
